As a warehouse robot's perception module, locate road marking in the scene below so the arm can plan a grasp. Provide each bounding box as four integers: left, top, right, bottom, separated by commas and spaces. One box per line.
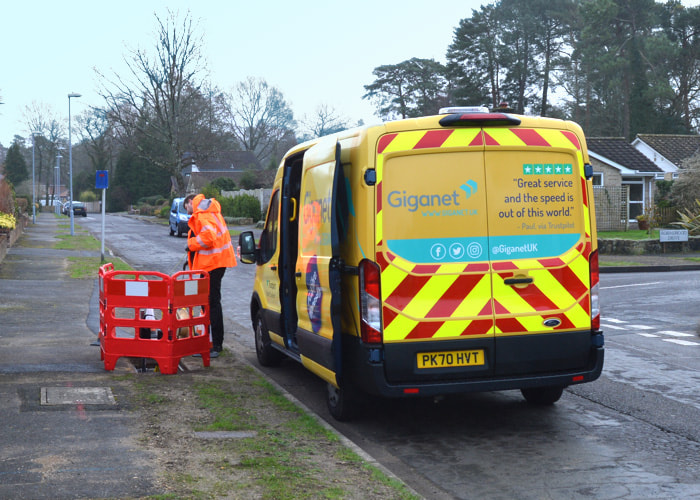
662, 339, 700, 346
601, 282, 662, 290
657, 331, 695, 338
603, 318, 700, 347
601, 324, 627, 330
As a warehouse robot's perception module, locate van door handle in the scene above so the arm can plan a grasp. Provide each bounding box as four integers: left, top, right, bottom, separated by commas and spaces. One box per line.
270, 265, 277, 271
504, 277, 533, 285
295, 272, 302, 278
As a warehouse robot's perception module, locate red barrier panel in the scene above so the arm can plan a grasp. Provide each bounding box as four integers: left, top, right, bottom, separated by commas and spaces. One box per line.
99, 263, 211, 374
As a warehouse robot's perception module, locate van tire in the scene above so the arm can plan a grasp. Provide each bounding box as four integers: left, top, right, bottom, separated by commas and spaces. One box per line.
521, 386, 564, 405
169, 227, 175, 236
326, 381, 360, 421
254, 311, 284, 367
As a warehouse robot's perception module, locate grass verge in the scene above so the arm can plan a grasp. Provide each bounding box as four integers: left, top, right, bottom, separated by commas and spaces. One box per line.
599, 229, 660, 240
53, 220, 132, 278
598, 260, 645, 267
130, 362, 419, 500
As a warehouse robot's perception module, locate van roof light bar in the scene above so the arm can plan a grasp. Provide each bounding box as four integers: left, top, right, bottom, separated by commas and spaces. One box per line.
439, 111, 521, 127
439, 106, 490, 114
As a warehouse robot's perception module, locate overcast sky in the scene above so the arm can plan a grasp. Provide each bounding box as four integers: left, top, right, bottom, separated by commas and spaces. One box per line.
2, 0, 700, 147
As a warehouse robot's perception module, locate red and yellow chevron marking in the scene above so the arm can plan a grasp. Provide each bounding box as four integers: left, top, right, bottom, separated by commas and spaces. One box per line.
490, 245, 591, 335
378, 250, 494, 341
482, 127, 582, 150
378, 242, 591, 342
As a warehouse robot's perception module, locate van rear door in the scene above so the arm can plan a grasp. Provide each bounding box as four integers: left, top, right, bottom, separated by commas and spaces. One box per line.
482, 126, 593, 375
377, 128, 496, 381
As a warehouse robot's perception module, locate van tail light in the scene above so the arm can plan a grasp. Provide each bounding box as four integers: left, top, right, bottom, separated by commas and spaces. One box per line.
590, 250, 600, 330
359, 259, 383, 344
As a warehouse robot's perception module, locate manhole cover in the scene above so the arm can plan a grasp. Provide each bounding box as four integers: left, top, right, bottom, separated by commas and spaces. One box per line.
41, 387, 116, 406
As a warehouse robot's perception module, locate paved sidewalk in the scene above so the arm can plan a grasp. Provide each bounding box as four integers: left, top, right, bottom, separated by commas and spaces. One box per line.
0, 213, 158, 498
598, 252, 700, 273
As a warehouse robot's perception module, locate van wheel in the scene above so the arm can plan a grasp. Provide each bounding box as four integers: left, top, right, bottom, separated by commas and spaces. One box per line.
327, 380, 360, 421
169, 227, 175, 236
521, 386, 564, 405
254, 311, 283, 367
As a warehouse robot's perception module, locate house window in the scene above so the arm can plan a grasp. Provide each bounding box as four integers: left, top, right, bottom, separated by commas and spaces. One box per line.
622, 177, 644, 220
592, 172, 603, 186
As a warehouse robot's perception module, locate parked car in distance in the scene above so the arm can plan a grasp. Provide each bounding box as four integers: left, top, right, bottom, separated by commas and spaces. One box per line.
169, 197, 190, 237
62, 201, 87, 217
39, 199, 63, 207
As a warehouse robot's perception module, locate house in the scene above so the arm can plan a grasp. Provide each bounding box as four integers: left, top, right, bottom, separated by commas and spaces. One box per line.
587, 137, 664, 229
182, 151, 263, 194
632, 134, 700, 180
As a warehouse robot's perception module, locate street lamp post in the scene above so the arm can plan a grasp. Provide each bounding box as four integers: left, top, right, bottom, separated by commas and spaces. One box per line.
31, 132, 40, 224
68, 92, 81, 236
55, 153, 62, 215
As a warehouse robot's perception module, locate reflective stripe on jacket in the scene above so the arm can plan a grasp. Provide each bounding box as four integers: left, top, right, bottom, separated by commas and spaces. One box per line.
187, 194, 237, 272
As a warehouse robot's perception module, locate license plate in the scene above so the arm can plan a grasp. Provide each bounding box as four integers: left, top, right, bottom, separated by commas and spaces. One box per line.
417, 350, 484, 369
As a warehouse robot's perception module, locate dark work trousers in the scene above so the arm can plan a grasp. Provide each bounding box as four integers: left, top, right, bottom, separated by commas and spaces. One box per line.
208, 267, 226, 350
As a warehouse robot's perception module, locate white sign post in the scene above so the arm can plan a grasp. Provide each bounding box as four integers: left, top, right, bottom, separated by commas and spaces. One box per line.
96, 171, 109, 262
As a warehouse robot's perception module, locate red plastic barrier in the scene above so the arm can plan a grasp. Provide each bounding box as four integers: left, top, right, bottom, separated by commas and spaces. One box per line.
99, 264, 211, 374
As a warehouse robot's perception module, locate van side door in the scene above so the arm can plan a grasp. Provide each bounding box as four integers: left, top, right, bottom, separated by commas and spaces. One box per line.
257, 188, 285, 342
294, 138, 344, 386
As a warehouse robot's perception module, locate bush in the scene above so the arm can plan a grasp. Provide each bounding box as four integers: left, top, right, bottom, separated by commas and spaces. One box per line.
220, 194, 262, 221
672, 199, 700, 235
671, 157, 700, 213
159, 205, 170, 219
138, 195, 167, 206
202, 184, 220, 199
211, 177, 236, 192
239, 171, 259, 190
0, 179, 15, 214
0, 212, 16, 230
80, 190, 98, 202
15, 196, 29, 214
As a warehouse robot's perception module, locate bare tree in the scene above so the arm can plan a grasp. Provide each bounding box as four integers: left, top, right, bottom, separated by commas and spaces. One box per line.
75, 107, 117, 177
300, 104, 349, 140
96, 9, 211, 192
22, 102, 64, 204
221, 77, 296, 167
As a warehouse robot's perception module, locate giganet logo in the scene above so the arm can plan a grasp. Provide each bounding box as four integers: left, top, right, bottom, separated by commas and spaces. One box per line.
387, 180, 478, 217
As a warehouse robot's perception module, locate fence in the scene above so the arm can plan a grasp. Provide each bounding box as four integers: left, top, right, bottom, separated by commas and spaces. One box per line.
593, 185, 629, 231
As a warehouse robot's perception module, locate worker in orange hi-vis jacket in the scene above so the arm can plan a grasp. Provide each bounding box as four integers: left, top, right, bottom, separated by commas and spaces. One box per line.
184, 193, 237, 358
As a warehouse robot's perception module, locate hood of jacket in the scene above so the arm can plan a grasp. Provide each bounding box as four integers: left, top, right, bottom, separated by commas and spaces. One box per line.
192, 194, 222, 215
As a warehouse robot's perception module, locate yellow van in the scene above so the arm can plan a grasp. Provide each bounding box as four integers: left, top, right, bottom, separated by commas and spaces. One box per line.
238, 107, 604, 420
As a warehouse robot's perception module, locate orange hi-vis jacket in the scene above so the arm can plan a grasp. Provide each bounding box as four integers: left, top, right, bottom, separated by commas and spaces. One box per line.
186, 194, 237, 272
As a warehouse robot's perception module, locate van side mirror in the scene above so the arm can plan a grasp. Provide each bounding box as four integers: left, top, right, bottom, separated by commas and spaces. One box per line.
238, 231, 258, 264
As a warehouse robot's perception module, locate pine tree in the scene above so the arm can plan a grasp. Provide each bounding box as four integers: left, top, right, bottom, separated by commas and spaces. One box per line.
3, 143, 28, 187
